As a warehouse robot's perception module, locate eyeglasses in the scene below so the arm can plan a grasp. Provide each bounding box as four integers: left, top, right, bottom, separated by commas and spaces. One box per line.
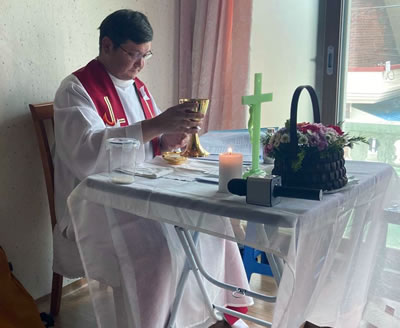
119, 45, 153, 61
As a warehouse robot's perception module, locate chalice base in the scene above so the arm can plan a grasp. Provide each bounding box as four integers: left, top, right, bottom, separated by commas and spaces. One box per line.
180, 134, 209, 157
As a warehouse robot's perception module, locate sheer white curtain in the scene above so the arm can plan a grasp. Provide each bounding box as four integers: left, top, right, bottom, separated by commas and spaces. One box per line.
178, 0, 253, 132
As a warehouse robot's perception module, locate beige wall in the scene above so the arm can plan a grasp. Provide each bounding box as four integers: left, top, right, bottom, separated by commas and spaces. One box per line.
0, 0, 179, 299
249, 0, 320, 129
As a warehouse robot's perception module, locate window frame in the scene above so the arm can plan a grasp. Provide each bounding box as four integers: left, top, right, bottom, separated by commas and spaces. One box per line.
320, 0, 346, 126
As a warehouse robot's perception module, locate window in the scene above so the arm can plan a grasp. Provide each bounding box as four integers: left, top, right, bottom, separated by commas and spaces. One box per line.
339, 0, 400, 176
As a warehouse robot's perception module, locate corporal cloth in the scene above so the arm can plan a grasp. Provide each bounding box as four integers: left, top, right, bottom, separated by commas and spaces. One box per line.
53, 60, 252, 327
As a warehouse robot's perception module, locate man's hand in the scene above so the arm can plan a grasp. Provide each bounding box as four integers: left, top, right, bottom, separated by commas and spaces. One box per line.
141, 102, 205, 143
161, 133, 190, 152
156, 102, 204, 134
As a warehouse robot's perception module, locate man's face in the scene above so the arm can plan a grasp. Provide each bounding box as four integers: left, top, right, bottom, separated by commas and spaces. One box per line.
102, 38, 152, 80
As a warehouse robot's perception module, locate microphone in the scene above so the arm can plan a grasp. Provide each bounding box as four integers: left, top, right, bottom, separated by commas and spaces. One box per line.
228, 177, 281, 207
273, 185, 323, 201
227, 178, 247, 196
228, 177, 322, 207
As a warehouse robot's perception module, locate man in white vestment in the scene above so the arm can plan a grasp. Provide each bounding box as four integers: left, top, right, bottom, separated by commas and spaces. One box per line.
53, 9, 252, 328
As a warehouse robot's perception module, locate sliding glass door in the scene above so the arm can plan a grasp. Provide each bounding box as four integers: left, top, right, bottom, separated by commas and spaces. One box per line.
336, 2, 400, 327
339, 0, 400, 176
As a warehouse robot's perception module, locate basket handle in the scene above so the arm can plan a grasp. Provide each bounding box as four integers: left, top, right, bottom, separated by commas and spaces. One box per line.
289, 85, 321, 151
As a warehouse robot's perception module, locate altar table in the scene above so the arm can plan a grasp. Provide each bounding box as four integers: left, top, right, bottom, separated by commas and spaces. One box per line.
67, 159, 398, 328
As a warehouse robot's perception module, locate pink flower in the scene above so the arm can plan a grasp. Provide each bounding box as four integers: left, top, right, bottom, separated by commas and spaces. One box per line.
317, 138, 328, 151
264, 143, 274, 156
308, 133, 320, 146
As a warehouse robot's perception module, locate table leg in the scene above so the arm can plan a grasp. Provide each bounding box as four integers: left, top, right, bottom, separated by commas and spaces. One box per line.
167, 231, 200, 328
175, 226, 275, 327
174, 227, 223, 322
265, 252, 282, 286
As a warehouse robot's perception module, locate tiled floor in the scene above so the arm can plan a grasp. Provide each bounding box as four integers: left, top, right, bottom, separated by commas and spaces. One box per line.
36, 274, 277, 328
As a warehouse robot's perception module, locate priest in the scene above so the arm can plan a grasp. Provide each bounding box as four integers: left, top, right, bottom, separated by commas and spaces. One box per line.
53, 9, 252, 328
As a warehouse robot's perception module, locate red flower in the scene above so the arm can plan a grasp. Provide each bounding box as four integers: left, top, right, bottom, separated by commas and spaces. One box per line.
297, 123, 320, 133
297, 122, 309, 127
327, 125, 344, 135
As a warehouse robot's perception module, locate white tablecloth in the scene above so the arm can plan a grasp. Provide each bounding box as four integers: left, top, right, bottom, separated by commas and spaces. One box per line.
68, 159, 399, 328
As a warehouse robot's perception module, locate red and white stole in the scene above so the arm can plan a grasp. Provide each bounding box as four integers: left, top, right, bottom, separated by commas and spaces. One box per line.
73, 59, 161, 156
133, 78, 161, 156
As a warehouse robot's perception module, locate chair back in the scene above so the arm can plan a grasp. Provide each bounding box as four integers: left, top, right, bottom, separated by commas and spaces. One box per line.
29, 103, 56, 230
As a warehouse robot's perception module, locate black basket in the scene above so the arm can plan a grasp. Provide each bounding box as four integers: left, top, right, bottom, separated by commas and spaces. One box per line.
271, 85, 348, 191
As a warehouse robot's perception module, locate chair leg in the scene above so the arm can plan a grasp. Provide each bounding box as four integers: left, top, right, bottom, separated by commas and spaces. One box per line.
50, 272, 63, 316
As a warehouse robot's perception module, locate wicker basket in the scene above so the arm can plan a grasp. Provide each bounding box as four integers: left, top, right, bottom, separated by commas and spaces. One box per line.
271, 86, 348, 191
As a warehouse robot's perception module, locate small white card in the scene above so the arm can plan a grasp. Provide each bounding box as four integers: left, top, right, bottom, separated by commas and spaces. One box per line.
140, 86, 151, 101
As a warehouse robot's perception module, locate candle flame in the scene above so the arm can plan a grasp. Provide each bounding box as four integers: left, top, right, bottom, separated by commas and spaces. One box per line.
227, 147, 233, 154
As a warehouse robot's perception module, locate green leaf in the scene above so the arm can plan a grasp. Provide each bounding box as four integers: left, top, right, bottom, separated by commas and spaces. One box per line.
291, 150, 305, 172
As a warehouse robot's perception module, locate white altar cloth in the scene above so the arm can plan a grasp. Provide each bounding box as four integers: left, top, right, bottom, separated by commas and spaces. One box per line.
68, 159, 399, 328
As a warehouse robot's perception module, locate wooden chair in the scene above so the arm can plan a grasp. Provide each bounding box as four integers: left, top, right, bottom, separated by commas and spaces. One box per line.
29, 102, 63, 316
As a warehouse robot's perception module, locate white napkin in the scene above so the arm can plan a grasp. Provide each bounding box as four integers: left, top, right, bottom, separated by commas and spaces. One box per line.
135, 167, 174, 179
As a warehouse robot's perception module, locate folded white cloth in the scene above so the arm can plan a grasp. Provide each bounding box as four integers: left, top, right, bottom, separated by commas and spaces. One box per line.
135, 167, 174, 179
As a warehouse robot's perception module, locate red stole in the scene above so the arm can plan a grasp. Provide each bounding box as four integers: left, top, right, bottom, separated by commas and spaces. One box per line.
73, 59, 161, 156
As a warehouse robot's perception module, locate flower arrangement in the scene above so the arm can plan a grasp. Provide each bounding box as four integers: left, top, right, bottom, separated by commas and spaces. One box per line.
261, 120, 366, 171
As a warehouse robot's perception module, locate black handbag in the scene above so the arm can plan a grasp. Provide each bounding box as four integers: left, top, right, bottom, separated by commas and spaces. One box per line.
271, 85, 348, 191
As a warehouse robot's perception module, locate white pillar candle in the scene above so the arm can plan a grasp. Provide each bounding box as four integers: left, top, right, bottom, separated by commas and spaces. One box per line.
219, 148, 243, 193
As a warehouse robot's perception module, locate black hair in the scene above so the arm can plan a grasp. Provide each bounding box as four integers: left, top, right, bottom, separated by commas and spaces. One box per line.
99, 9, 153, 51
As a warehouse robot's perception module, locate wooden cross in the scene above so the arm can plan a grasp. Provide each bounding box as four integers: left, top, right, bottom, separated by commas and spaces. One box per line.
242, 73, 273, 178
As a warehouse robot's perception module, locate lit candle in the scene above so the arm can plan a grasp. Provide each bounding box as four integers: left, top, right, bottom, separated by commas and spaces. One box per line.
219, 147, 243, 193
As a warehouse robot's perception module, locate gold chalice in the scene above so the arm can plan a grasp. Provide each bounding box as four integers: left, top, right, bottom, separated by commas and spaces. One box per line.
179, 98, 209, 157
